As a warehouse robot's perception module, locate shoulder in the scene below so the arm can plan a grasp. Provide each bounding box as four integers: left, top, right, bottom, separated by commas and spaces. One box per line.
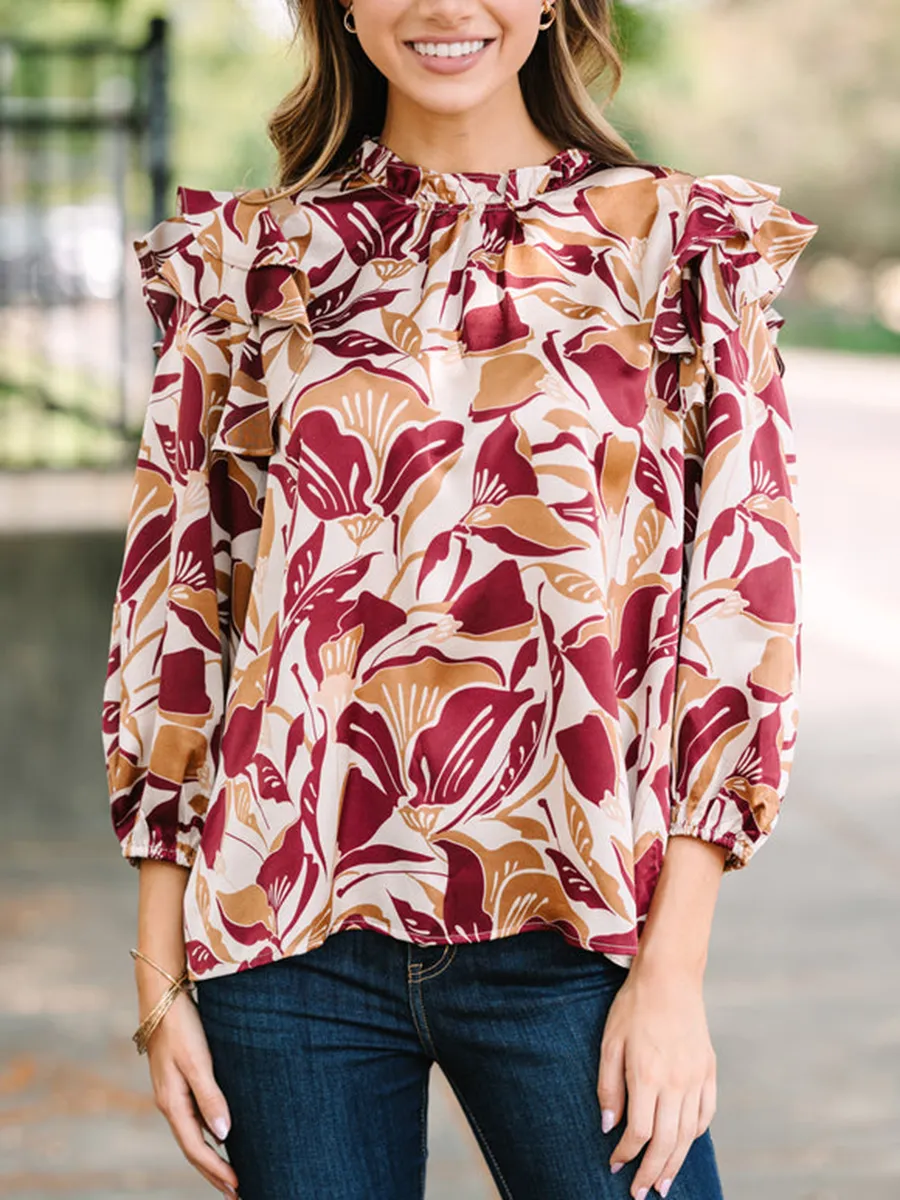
133, 185, 310, 330
576, 160, 815, 257
574, 161, 818, 355
134, 186, 316, 458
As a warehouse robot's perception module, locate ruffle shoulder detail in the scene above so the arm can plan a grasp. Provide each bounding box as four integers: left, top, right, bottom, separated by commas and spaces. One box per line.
134, 186, 312, 329
134, 187, 313, 457
649, 172, 818, 360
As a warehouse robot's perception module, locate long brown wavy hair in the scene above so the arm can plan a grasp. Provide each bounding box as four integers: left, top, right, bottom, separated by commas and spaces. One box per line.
268, 0, 643, 191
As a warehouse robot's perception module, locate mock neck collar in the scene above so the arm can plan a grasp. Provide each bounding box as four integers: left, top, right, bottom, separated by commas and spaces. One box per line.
347, 133, 600, 207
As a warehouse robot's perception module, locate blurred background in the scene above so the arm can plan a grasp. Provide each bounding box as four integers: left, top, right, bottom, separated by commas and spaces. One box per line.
0, 1, 897, 1196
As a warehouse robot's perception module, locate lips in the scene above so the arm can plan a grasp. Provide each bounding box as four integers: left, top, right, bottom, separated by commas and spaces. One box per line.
402, 38, 496, 75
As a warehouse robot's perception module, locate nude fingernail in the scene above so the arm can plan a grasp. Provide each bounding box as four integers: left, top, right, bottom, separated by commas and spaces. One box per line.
636, 1189, 649, 1200
660, 1180, 673, 1198
601, 1108, 616, 1133
213, 1117, 230, 1140
610, 1162, 623, 1175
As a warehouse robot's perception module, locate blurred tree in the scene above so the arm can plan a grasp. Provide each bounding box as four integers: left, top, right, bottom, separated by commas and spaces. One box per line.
0, 0, 296, 189
614, 0, 900, 263
613, 0, 663, 65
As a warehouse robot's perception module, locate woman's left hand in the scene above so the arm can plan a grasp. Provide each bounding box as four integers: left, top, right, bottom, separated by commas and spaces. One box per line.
597, 958, 717, 1199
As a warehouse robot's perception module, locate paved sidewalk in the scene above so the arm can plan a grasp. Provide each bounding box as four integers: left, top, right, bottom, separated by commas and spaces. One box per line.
0, 841, 496, 1200
1, 347, 898, 1198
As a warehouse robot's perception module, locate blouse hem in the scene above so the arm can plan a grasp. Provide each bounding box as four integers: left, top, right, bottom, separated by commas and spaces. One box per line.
185, 914, 641, 983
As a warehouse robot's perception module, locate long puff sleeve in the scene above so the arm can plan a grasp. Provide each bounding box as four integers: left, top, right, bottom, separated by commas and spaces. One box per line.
102, 187, 313, 868
651, 174, 818, 871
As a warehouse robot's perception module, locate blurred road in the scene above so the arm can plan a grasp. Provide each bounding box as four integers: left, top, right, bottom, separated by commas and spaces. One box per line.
1, 346, 898, 1199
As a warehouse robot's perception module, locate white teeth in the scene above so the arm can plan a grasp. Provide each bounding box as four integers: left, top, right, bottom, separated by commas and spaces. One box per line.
411, 40, 487, 59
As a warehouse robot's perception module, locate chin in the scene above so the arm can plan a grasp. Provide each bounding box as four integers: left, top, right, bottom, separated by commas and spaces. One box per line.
410, 94, 491, 117
389, 77, 497, 117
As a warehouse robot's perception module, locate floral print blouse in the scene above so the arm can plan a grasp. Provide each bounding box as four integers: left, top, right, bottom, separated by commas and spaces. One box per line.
102, 133, 818, 980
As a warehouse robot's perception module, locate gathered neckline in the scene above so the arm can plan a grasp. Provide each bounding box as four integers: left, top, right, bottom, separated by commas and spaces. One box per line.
347, 133, 601, 207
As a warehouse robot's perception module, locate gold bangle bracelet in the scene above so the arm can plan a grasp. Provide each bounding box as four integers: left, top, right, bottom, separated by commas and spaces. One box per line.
130, 947, 195, 1055
130, 947, 189, 988
132, 977, 191, 1054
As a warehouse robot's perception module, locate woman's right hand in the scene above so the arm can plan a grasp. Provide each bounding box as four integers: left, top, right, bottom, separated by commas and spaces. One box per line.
132, 860, 237, 1195
143, 984, 240, 1198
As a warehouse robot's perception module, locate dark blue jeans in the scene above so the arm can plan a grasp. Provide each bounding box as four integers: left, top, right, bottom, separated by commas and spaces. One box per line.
195, 928, 725, 1200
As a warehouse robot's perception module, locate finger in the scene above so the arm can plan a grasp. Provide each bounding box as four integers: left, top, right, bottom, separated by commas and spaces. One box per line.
610, 1077, 657, 1171
698, 1075, 717, 1133
161, 1072, 240, 1194
181, 1050, 233, 1144
629, 1089, 680, 1197
653, 1089, 702, 1198
173, 1096, 239, 1198
597, 1032, 626, 1134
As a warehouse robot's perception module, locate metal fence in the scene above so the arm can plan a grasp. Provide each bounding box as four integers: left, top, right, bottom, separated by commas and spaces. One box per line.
0, 17, 170, 470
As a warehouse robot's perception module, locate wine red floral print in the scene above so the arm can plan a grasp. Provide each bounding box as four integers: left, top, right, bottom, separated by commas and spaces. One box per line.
102, 136, 817, 981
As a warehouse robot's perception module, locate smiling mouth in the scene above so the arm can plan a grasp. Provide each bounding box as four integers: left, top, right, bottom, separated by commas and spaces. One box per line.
406, 39, 494, 59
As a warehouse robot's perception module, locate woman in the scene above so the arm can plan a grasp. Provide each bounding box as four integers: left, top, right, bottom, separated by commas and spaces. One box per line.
102, 1, 817, 1197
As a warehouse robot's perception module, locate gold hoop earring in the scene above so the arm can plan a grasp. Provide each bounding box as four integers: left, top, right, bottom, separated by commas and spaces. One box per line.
343, 4, 357, 33
538, 1, 557, 30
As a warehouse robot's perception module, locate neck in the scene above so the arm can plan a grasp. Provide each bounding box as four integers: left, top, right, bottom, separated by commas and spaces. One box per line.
379, 86, 562, 173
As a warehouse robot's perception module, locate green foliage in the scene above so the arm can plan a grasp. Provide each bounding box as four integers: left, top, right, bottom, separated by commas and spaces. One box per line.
777, 303, 900, 356
0, 0, 294, 190
616, 0, 900, 265
613, 1, 663, 64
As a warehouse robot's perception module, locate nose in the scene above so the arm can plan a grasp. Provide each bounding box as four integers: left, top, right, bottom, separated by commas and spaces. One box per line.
414, 0, 480, 23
